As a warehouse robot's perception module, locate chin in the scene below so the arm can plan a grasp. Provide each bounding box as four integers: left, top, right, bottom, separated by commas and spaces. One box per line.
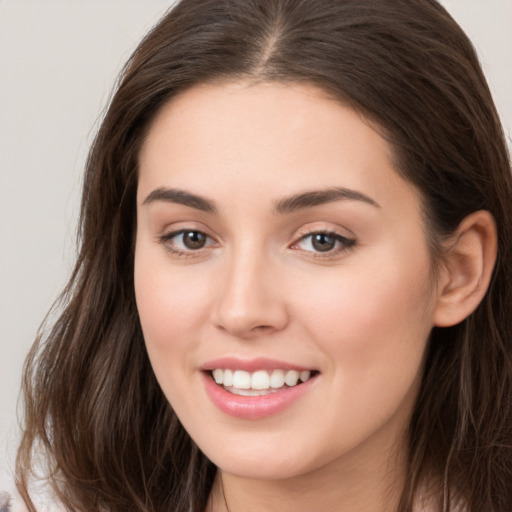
194, 430, 332, 482
213, 454, 312, 481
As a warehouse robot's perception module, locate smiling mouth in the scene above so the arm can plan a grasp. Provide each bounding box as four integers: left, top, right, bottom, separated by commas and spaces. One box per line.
209, 368, 318, 396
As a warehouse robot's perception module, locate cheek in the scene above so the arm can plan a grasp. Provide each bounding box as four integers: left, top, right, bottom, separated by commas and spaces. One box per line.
287, 255, 435, 446
133, 248, 216, 418
133, 245, 211, 362
292, 247, 436, 378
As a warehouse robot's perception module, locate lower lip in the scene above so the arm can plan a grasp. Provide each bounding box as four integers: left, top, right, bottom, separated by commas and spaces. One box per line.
202, 372, 317, 420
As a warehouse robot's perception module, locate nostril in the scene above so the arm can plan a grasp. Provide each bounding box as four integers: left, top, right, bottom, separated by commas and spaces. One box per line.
211, 272, 289, 336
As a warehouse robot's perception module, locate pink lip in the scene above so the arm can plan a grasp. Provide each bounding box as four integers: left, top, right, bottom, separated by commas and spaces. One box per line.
201, 357, 313, 372
201, 371, 318, 420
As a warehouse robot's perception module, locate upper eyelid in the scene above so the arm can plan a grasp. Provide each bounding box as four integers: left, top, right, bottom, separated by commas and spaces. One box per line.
159, 224, 216, 239
160, 228, 214, 242
159, 227, 350, 239
297, 228, 349, 238
292, 231, 355, 246
292, 224, 355, 241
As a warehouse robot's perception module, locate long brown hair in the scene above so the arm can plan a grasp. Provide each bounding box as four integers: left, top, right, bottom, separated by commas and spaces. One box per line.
16, 1, 512, 511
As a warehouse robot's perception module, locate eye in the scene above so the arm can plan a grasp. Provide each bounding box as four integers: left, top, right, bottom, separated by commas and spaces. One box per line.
159, 229, 215, 255
293, 231, 356, 255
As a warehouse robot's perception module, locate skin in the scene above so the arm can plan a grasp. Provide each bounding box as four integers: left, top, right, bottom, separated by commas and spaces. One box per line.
134, 81, 452, 512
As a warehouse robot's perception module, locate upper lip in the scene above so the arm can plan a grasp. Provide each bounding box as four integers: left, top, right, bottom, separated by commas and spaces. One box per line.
201, 357, 315, 373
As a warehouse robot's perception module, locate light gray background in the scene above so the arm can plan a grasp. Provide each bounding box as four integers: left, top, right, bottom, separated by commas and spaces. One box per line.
1, 0, 511, 490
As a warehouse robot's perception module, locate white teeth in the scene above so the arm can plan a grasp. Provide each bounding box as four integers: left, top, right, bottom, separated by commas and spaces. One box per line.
211, 368, 314, 392
300, 370, 311, 382
213, 368, 223, 384
270, 369, 285, 388
284, 370, 299, 386
251, 370, 270, 390
232, 370, 251, 389
223, 369, 233, 387
231, 388, 270, 396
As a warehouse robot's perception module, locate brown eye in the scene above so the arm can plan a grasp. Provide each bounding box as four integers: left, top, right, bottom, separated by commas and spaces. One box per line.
159, 229, 214, 255
293, 231, 356, 256
182, 231, 207, 249
311, 233, 336, 252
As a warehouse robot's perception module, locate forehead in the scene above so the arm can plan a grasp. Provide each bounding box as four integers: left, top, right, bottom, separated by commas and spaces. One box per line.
137, 80, 419, 215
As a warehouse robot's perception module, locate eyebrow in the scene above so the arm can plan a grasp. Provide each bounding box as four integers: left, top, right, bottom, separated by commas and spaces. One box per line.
142, 187, 217, 213
273, 187, 380, 214
142, 185, 379, 214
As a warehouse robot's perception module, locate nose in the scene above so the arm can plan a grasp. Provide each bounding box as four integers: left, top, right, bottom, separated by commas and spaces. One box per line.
211, 247, 289, 339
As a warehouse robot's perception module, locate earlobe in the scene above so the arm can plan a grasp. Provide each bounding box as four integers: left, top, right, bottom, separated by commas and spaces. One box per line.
434, 210, 497, 327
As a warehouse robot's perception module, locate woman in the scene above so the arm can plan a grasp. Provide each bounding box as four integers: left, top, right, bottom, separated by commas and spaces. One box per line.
14, 0, 512, 511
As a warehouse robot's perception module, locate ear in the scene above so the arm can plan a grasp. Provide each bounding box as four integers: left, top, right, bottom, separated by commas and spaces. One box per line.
434, 210, 497, 327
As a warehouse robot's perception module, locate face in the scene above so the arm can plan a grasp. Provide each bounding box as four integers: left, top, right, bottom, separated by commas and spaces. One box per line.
134, 81, 440, 482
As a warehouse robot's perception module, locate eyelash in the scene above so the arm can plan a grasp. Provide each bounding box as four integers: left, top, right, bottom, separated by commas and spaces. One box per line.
158, 229, 356, 259
292, 230, 357, 258
158, 229, 216, 258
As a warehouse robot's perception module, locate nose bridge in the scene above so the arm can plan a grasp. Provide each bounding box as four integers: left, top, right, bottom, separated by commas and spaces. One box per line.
213, 240, 288, 337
